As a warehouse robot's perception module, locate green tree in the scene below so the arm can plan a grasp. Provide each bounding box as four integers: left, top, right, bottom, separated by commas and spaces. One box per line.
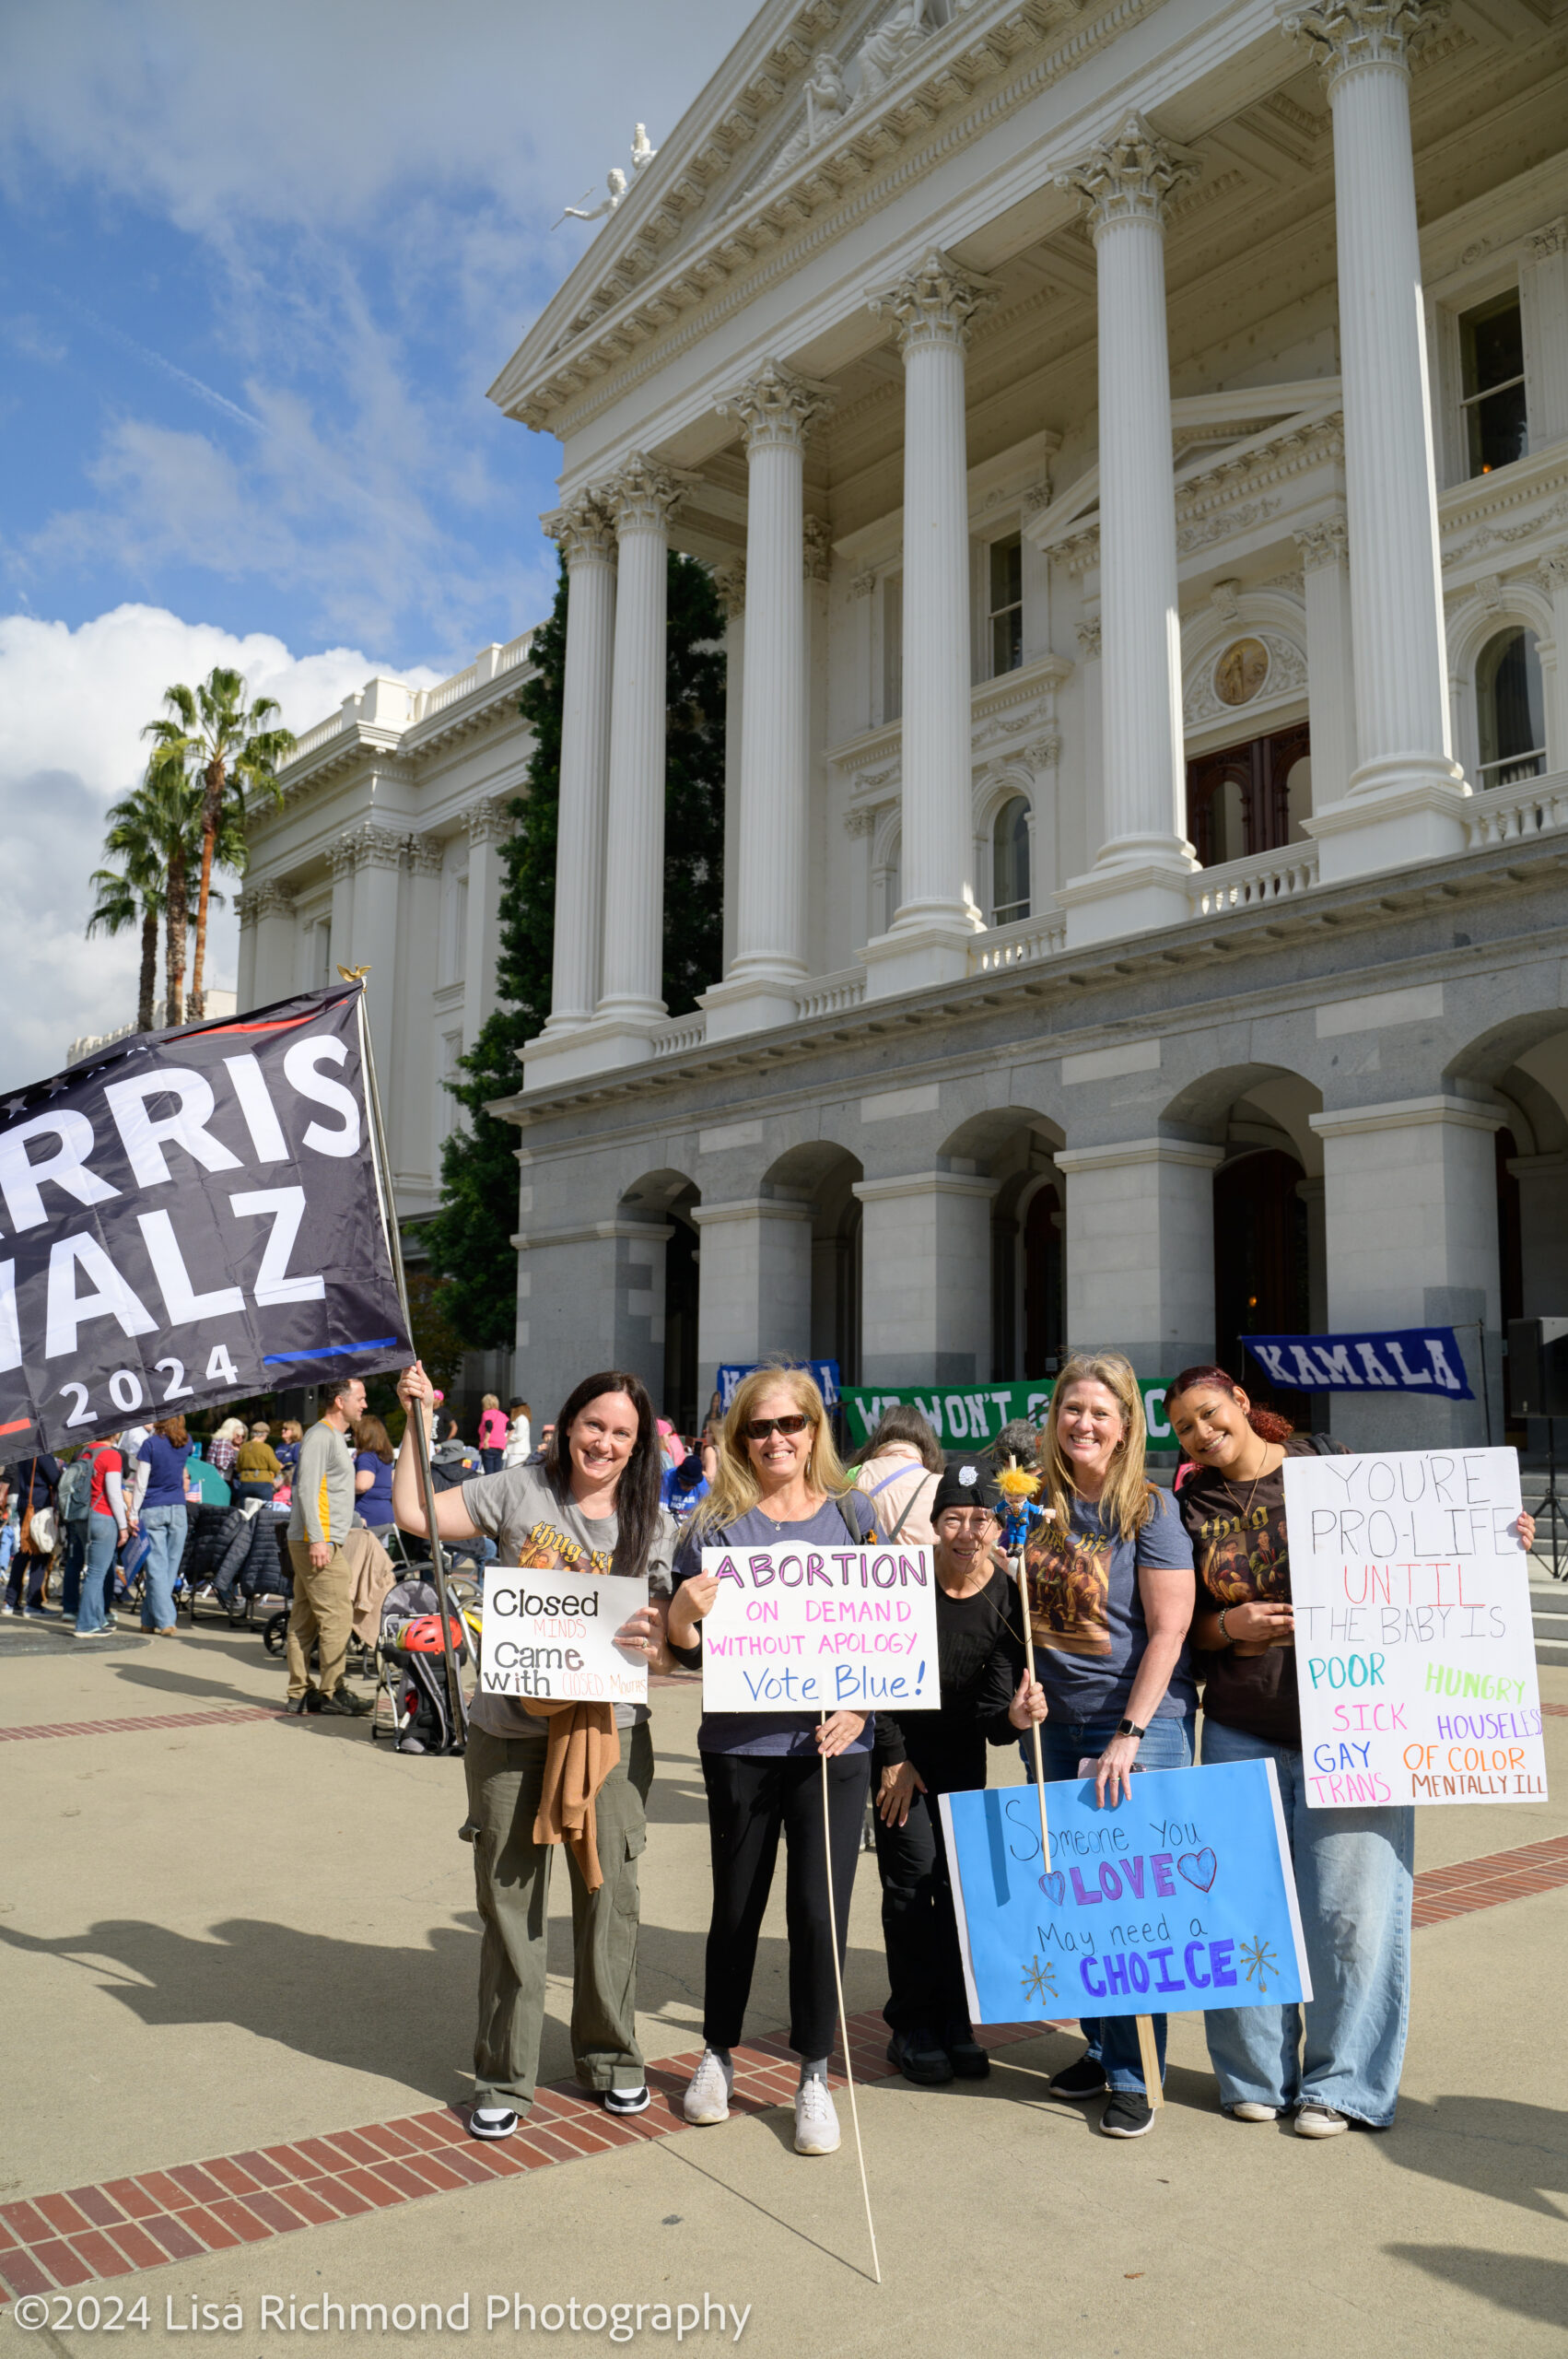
91, 758, 212, 1027
142, 668, 295, 1018
423, 552, 725, 1350
87, 784, 167, 1032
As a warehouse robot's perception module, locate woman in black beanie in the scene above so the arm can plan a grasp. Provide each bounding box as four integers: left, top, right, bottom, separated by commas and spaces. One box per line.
873, 1456, 1029, 2087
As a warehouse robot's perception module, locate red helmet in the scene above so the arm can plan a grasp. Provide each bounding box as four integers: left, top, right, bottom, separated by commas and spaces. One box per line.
387, 1614, 464, 1654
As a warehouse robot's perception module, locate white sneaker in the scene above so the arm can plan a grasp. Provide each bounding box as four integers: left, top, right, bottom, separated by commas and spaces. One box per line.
1231, 2101, 1280, 2122
683, 2048, 732, 2126
793, 2077, 840, 2155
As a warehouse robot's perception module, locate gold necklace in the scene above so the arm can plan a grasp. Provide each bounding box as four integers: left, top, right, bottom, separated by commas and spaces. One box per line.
1218, 1442, 1281, 1527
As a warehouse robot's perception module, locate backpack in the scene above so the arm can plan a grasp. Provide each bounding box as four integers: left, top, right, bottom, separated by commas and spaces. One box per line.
58, 1461, 92, 1521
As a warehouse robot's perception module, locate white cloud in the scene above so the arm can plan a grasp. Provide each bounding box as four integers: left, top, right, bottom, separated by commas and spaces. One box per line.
0, 604, 441, 1089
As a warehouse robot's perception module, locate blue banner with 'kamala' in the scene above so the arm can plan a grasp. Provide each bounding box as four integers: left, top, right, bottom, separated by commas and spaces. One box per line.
1244, 1329, 1474, 1400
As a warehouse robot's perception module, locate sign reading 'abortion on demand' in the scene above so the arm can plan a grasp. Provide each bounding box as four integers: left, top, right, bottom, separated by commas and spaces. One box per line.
942, 1760, 1310, 2025
0, 984, 405, 1452
1245, 1328, 1474, 1398
698, 1544, 941, 1715
1283, 1446, 1546, 1808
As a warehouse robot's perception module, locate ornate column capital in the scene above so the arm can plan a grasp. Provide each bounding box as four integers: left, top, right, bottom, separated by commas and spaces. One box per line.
1076, 616, 1103, 661
844, 804, 878, 839
713, 558, 747, 618
1058, 112, 1200, 234
327, 837, 359, 882
544, 489, 618, 569
603, 452, 685, 535
240, 877, 294, 923
465, 795, 516, 846
408, 833, 446, 876
871, 248, 998, 355
848, 570, 878, 601
1539, 551, 1568, 593
717, 358, 834, 452
1294, 514, 1351, 569
1528, 216, 1568, 263
347, 823, 413, 873
802, 518, 833, 583
1281, 0, 1447, 89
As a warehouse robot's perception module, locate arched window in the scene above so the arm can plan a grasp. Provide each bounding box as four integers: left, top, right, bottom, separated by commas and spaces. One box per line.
991, 794, 1031, 925
1477, 628, 1546, 789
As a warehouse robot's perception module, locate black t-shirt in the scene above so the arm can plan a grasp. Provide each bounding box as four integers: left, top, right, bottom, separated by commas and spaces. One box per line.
1176, 1436, 1346, 1750
872, 1566, 1024, 1792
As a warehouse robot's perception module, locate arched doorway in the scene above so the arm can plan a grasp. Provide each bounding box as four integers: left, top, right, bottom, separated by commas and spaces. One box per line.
663, 1186, 701, 1436
1213, 1148, 1311, 1422
1022, 1183, 1063, 1378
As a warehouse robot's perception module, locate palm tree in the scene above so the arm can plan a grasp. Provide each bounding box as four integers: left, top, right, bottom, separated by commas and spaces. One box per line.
95, 758, 205, 1025
86, 832, 162, 1033
142, 668, 295, 1018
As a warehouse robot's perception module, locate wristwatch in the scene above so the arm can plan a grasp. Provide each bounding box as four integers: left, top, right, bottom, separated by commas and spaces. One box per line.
1116, 1718, 1147, 1741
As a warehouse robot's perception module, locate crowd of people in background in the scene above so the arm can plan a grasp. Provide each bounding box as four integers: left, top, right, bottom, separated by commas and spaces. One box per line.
7, 1355, 1536, 2157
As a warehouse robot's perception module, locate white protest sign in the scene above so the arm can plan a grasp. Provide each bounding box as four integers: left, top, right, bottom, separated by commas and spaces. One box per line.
1282, 1447, 1546, 1808
698, 1544, 941, 1715
480, 1565, 649, 1707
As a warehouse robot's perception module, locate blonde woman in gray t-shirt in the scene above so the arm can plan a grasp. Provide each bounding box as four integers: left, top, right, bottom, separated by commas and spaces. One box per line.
393, 1363, 676, 2142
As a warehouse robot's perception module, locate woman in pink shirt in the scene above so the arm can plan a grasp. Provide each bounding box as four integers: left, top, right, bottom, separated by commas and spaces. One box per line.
477, 1394, 509, 1473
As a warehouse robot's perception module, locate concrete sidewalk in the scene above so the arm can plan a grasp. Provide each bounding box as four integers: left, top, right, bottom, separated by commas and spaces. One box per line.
2, 1619, 1565, 2357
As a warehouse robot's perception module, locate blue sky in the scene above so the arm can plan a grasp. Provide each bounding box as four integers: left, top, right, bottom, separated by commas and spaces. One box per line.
0, 0, 758, 1081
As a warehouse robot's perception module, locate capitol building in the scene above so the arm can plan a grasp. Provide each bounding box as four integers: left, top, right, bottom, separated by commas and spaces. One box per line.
242, 0, 1568, 1448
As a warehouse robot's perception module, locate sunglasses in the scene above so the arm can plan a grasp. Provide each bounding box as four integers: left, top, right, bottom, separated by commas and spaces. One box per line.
742, 1414, 813, 1441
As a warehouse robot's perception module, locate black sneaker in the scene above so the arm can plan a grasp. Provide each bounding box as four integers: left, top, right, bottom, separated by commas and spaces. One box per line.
317, 1686, 372, 1718
603, 2085, 651, 2116
886, 2027, 954, 2087
287, 1691, 322, 1716
1101, 2090, 1155, 2138
942, 2023, 990, 2080
469, 2107, 519, 2141
1049, 2053, 1109, 2101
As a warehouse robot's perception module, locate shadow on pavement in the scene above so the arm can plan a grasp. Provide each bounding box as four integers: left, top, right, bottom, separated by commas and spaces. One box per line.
1385, 2246, 1568, 2326
1376, 2095, 1568, 2218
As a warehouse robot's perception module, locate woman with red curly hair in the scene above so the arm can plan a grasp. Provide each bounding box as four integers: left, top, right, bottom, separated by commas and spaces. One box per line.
1166, 1366, 1528, 2141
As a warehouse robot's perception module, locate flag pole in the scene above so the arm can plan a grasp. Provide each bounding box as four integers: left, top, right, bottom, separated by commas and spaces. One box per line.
351, 976, 467, 1746
819, 1716, 880, 2285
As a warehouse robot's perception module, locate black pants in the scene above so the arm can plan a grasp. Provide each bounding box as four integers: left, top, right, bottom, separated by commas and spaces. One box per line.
873, 1784, 972, 2037
699, 1749, 869, 2061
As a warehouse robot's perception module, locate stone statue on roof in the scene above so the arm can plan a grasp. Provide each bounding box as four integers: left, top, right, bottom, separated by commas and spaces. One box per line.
553, 167, 627, 229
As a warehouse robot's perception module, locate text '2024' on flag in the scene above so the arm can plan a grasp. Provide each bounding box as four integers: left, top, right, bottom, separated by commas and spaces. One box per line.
0, 982, 407, 1451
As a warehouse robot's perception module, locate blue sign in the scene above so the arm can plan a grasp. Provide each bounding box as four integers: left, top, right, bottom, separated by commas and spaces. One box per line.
1244, 1328, 1474, 1399
940, 1760, 1311, 2024
716, 1359, 841, 1413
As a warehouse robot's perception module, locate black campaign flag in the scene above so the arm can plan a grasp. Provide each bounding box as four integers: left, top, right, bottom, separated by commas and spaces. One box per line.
0, 983, 408, 1451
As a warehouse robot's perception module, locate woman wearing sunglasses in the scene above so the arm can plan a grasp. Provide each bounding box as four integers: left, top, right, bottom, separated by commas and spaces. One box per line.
667, 1363, 877, 2157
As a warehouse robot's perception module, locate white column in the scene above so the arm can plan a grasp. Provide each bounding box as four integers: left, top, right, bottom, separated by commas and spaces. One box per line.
714, 560, 746, 977
1522, 218, 1568, 456
703, 362, 832, 1040
236, 891, 259, 1010
327, 838, 357, 976
1056, 116, 1199, 947
344, 825, 407, 1072
1054, 1136, 1224, 1378
692, 1197, 813, 1382
1311, 1095, 1503, 1449
1539, 553, 1568, 769
1295, 515, 1358, 811
1286, 0, 1468, 878
594, 453, 684, 1057
540, 493, 617, 1036
401, 838, 443, 1212
462, 798, 511, 1045
854, 1171, 998, 1384
862, 252, 993, 998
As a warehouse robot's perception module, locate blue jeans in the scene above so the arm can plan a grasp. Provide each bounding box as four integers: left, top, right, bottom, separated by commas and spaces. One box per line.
139, 1504, 188, 1629
1199, 1720, 1413, 2127
76, 1514, 120, 1633
1024, 1710, 1194, 2094
61, 1522, 88, 1614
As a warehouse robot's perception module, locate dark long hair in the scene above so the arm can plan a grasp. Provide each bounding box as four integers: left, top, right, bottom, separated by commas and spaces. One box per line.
861, 1402, 944, 1475
544, 1370, 663, 1578
1168, 1365, 1294, 1444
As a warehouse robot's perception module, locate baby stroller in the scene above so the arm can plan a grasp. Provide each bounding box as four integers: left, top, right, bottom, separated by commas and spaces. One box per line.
371, 1578, 473, 1754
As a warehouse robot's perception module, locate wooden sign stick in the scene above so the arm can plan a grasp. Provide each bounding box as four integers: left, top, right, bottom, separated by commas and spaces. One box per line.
1010, 1547, 1052, 1878
819, 1727, 881, 2284
1135, 2013, 1164, 2109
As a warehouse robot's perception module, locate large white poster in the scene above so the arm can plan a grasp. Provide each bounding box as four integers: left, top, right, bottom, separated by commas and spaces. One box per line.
1282, 1447, 1546, 1808
698, 1543, 941, 1715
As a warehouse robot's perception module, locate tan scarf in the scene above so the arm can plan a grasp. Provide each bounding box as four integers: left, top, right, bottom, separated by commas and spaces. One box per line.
520, 1698, 620, 1890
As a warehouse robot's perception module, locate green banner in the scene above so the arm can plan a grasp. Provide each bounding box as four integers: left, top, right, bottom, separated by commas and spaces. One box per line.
843, 1378, 1175, 1452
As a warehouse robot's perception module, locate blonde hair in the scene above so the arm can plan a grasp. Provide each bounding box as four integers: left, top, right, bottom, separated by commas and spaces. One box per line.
482, 1392, 498, 1410
214, 1416, 246, 1445
690, 1362, 850, 1536
1037, 1351, 1156, 1544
